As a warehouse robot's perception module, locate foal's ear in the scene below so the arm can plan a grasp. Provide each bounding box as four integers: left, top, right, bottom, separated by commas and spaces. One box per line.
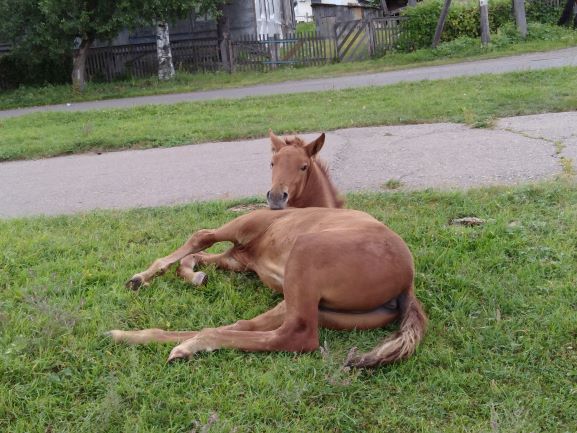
304, 133, 325, 157
269, 129, 286, 153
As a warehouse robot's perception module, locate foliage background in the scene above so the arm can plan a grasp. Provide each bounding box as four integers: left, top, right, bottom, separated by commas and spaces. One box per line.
399, 0, 567, 50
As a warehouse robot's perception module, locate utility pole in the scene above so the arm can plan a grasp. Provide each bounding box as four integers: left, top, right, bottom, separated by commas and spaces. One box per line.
479, 0, 490, 46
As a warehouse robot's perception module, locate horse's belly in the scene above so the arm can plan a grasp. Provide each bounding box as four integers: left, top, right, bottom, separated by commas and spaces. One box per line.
254, 259, 285, 293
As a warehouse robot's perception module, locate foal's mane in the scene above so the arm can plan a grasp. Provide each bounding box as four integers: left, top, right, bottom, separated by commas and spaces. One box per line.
284, 135, 345, 208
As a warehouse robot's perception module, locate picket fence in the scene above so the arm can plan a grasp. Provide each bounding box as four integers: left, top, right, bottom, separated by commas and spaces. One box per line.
85, 16, 409, 81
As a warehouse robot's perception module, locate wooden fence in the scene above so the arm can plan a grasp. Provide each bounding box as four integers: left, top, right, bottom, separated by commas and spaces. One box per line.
86, 38, 220, 81
335, 17, 409, 62
230, 31, 336, 72
85, 16, 408, 81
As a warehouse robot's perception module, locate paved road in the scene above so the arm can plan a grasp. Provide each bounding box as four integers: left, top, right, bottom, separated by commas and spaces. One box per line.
1, 112, 575, 218
1, 47, 577, 119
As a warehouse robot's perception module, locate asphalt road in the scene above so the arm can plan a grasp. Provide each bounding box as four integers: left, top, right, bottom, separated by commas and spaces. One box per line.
1, 47, 577, 119
1, 111, 575, 218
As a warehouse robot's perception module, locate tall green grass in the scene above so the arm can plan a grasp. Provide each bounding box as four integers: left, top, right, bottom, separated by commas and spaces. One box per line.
1, 182, 576, 432
2, 66, 577, 161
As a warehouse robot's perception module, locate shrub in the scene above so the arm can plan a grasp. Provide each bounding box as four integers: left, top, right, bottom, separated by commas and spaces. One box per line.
0, 51, 71, 90
526, 0, 565, 25
400, 0, 515, 50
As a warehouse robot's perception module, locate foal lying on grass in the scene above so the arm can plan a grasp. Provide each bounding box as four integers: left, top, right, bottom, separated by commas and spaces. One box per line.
108, 131, 427, 367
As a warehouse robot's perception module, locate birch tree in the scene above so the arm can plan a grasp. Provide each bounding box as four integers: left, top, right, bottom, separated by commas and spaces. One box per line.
129, 0, 226, 80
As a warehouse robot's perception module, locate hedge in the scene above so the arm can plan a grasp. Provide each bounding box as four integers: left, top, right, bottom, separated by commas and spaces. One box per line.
0, 51, 71, 90
399, 0, 566, 50
399, 0, 515, 49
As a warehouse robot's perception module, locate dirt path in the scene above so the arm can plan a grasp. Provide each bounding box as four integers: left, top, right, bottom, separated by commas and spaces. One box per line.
1, 112, 575, 218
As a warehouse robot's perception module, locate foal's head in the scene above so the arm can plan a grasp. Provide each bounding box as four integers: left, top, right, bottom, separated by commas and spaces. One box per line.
267, 130, 340, 210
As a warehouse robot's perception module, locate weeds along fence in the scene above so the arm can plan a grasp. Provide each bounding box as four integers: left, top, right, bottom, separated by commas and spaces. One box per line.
85, 16, 408, 81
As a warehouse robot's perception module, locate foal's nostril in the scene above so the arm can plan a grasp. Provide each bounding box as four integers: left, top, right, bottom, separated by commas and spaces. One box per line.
282, 192, 288, 201
267, 191, 271, 200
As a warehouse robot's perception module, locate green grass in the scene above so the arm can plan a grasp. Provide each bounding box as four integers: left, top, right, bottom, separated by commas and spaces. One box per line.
2, 66, 577, 161
0, 23, 576, 111
1, 181, 576, 432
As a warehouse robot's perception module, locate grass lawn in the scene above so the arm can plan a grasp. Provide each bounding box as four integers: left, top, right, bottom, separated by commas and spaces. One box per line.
1, 181, 576, 432
1, 66, 577, 161
0, 23, 576, 111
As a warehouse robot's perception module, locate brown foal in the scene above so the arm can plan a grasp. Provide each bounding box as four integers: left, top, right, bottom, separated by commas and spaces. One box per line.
108, 131, 427, 367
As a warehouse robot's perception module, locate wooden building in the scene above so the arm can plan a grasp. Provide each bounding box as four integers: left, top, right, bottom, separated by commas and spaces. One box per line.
103, 0, 296, 47
311, 0, 383, 36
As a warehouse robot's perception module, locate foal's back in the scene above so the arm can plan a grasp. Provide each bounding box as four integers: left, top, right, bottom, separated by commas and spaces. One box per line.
228, 207, 413, 300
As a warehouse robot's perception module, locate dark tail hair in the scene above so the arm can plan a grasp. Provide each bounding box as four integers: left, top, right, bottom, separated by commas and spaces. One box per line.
346, 287, 427, 368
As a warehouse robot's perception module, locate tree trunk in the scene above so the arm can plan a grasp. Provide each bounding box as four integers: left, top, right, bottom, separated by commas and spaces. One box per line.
512, 0, 527, 38
156, 20, 175, 80
558, 0, 576, 26
72, 37, 93, 92
217, 9, 232, 72
432, 0, 452, 48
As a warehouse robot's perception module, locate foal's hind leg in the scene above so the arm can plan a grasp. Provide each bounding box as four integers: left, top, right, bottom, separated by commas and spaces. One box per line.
108, 302, 287, 344
176, 249, 246, 286
167, 243, 323, 361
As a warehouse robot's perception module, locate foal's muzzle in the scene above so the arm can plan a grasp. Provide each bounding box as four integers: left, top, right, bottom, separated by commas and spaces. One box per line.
267, 190, 289, 210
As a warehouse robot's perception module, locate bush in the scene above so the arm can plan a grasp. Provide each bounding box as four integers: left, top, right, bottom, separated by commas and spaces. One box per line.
398, 0, 572, 52
400, 0, 515, 49
0, 51, 71, 90
526, 0, 564, 24
404, 21, 577, 59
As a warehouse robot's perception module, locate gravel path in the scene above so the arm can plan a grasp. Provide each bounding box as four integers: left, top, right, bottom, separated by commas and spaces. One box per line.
1, 111, 575, 218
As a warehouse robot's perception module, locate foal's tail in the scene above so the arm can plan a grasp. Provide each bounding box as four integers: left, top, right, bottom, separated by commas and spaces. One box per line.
346, 286, 427, 368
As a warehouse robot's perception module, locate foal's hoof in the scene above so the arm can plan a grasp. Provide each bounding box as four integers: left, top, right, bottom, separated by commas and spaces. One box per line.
126, 276, 144, 290
167, 347, 190, 363
192, 272, 208, 286
104, 330, 122, 342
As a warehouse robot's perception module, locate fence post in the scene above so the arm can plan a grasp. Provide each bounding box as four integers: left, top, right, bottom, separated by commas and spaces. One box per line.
513, 0, 528, 38
220, 33, 231, 72
479, 0, 491, 46
368, 20, 376, 56
270, 34, 280, 69
228, 37, 235, 73
332, 20, 339, 61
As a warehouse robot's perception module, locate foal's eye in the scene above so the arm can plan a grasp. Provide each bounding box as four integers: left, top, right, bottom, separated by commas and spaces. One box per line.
300, 164, 308, 171
270, 162, 274, 168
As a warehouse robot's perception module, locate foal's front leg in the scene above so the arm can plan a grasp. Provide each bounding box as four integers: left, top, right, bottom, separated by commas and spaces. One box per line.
176, 249, 246, 286
126, 229, 217, 290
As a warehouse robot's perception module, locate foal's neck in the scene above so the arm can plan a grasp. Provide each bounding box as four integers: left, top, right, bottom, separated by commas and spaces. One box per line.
291, 160, 344, 208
